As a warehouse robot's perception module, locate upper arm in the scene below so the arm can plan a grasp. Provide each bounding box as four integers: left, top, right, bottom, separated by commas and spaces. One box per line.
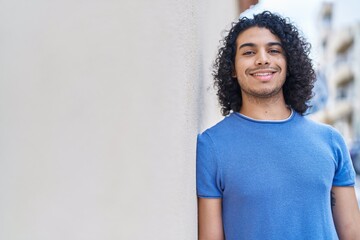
198, 198, 224, 240
331, 186, 360, 239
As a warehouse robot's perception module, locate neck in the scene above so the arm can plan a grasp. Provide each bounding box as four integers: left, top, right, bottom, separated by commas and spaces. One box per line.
240, 93, 291, 120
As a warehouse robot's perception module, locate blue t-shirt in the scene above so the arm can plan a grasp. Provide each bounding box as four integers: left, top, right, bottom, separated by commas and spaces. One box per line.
196, 110, 356, 240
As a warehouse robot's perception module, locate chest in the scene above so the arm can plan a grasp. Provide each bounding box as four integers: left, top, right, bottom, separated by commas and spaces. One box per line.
218, 132, 336, 200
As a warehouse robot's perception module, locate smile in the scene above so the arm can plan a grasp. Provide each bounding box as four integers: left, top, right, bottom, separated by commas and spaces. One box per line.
249, 70, 277, 81
252, 72, 274, 76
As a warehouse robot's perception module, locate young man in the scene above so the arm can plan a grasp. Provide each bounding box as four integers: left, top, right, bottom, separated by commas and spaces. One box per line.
196, 11, 360, 239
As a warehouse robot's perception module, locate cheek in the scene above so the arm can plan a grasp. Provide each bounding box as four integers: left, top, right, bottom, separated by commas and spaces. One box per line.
283, 62, 287, 75
235, 60, 250, 74
280, 57, 287, 68
277, 58, 287, 74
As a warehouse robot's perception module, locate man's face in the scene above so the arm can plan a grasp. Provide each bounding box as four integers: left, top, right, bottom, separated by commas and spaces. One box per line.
233, 27, 287, 100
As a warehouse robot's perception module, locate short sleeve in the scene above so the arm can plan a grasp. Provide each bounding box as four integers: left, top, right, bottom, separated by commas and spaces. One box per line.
196, 132, 223, 198
331, 129, 356, 186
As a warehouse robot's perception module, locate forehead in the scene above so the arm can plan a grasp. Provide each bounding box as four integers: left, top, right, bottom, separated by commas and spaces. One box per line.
236, 27, 281, 47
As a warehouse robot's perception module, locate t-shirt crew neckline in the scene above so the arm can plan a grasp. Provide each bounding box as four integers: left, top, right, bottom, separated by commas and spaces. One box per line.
233, 108, 295, 124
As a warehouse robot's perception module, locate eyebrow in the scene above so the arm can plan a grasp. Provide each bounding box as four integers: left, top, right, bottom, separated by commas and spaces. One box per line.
238, 42, 283, 50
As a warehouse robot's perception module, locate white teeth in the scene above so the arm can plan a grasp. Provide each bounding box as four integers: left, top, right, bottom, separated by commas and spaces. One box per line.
253, 72, 272, 76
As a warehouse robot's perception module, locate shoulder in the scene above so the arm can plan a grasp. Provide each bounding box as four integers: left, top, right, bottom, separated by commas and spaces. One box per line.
300, 114, 340, 135
199, 113, 239, 139
298, 114, 349, 149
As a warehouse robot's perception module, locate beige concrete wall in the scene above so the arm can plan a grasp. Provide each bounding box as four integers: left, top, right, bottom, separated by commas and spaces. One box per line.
0, 0, 236, 239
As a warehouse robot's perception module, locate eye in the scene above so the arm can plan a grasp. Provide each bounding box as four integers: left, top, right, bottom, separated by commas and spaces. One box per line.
269, 49, 281, 54
243, 50, 255, 56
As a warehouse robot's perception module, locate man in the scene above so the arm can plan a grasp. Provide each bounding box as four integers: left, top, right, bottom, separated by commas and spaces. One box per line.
196, 11, 360, 239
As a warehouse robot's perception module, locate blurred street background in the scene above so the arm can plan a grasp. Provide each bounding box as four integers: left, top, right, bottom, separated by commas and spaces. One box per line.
357, 176, 360, 205
0, 0, 359, 239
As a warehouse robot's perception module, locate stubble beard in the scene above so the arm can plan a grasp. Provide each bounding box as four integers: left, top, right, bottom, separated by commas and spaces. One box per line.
240, 84, 285, 104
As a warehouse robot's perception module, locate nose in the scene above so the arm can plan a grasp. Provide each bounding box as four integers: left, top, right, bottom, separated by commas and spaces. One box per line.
255, 50, 270, 65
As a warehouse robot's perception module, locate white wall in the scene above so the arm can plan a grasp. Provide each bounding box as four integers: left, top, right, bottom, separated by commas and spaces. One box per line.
0, 0, 236, 239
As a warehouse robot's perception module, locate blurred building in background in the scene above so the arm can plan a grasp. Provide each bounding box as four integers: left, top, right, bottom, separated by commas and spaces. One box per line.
310, 1, 360, 173
312, 2, 360, 142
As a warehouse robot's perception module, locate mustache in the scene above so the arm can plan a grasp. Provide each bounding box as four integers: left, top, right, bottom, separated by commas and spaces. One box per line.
249, 66, 279, 72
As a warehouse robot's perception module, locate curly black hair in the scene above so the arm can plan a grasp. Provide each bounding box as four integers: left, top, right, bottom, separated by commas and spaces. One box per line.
213, 11, 315, 116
